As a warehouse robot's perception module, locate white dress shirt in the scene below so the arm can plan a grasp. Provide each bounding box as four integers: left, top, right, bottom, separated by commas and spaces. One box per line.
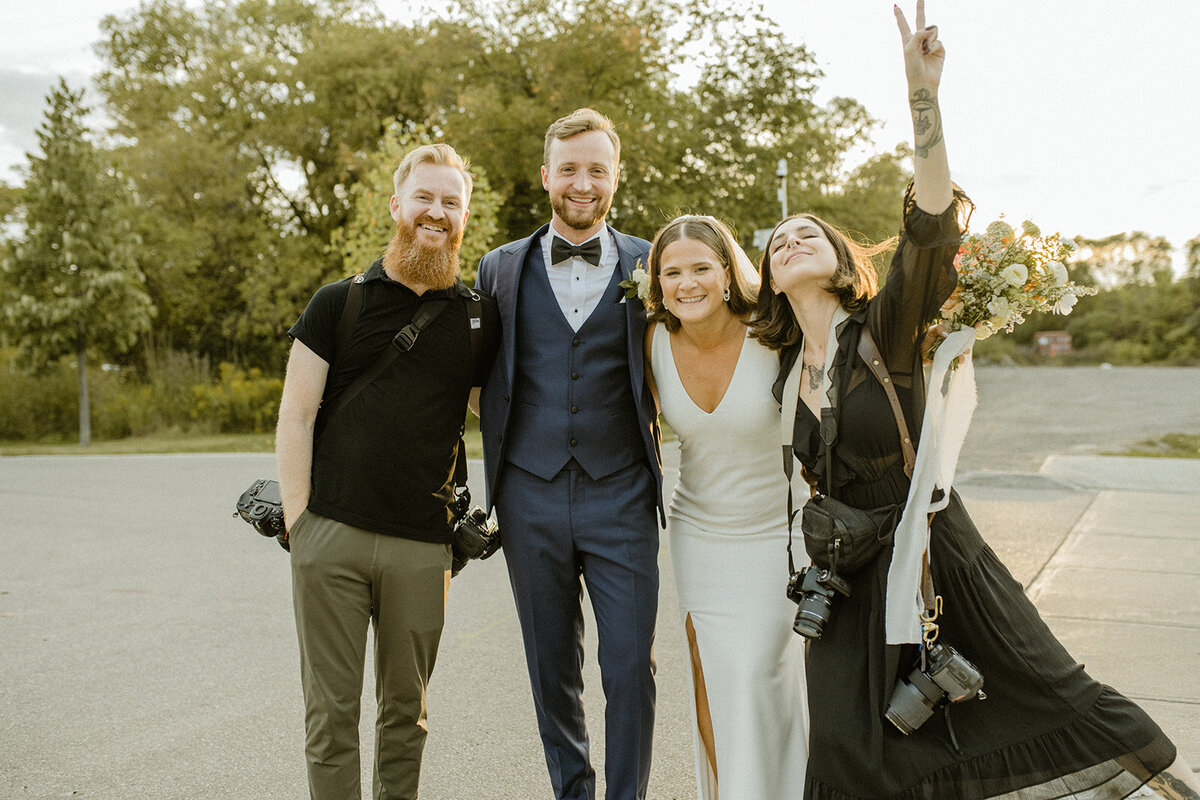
541, 225, 618, 332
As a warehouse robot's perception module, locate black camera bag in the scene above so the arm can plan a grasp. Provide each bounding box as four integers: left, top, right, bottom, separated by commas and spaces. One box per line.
801, 494, 901, 574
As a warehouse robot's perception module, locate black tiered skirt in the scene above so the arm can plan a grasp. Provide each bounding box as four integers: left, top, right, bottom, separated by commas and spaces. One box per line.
803, 491, 1176, 800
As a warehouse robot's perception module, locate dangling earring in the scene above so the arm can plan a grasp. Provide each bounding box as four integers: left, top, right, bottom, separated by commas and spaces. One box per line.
723, 287, 731, 302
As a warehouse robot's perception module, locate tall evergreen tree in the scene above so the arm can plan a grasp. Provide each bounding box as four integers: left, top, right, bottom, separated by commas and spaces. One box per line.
0, 80, 154, 446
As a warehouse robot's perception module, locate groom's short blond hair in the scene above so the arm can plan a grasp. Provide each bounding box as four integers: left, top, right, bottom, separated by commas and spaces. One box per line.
543, 108, 621, 167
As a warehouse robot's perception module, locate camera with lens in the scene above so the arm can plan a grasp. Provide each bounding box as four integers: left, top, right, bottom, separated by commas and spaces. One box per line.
885, 641, 985, 734
234, 478, 290, 551
450, 486, 501, 577
785, 565, 852, 639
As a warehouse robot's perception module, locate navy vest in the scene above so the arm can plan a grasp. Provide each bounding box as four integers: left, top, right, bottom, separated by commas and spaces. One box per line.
505, 244, 644, 481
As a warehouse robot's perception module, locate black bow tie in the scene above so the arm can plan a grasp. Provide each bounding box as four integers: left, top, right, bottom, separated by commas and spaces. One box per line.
551, 235, 603, 267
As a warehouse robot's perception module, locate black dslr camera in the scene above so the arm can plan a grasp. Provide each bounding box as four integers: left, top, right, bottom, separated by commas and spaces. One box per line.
785, 565, 851, 639
234, 478, 290, 551
449, 486, 501, 577
885, 641, 985, 734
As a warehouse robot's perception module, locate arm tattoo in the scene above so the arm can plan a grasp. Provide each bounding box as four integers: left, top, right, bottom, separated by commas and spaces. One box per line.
910, 88, 943, 159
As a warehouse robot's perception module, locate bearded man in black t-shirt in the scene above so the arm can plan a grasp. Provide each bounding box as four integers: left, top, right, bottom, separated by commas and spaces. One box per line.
276, 143, 498, 800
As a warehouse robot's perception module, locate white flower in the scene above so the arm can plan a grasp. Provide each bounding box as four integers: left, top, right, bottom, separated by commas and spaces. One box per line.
1053, 293, 1079, 315
974, 322, 995, 340
1061, 237, 1078, 251
1000, 263, 1028, 287
631, 267, 650, 300
985, 220, 1014, 239
1021, 220, 1041, 238
987, 295, 1011, 318
620, 264, 653, 306
1050, 261, 1069, 285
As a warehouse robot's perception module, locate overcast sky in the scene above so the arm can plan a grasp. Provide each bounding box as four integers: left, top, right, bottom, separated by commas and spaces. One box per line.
3, 1, 1198, 262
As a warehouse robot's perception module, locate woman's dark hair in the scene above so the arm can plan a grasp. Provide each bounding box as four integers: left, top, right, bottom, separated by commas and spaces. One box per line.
647, 215, 758, 333
750, 213, 894, 350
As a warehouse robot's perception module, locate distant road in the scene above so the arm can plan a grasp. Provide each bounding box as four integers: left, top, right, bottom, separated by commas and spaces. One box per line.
961, 365, 1200, 473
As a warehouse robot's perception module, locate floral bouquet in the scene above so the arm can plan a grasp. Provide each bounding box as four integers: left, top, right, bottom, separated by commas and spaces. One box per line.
936, 219, 1096, 344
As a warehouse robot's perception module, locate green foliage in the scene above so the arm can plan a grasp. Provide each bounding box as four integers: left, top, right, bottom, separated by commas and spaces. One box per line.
329, 121, 502, 284
0, 80, 155, 445
1071, 231, 1174, 290
190, 362, 284, 433
1186, 235, 1200, 280
0, 353, 87, 440
88, 0, 904, 371
0, 345, 285, 442
967, 275, 1200, 365
0, 80, 154, 369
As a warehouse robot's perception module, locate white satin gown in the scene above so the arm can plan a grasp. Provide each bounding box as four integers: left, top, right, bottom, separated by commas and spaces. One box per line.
651, 327, 809, 800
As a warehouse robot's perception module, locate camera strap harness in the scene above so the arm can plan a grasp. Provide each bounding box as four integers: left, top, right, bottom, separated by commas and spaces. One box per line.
324, 270, 484, 485
781, 322, 917, 579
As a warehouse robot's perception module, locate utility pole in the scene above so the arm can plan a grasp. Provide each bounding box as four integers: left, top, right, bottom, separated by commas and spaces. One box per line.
776, 157, 789, 219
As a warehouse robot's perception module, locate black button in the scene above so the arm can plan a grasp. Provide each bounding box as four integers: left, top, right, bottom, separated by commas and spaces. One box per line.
502, 393, 510, 402
571, 372, 579, 380
569, 438, 578, 447
572, 338, 581, 347
571, 406, 578, 414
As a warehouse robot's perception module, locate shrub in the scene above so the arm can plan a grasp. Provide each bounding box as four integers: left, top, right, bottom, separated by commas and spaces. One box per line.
190, 362, 283, 433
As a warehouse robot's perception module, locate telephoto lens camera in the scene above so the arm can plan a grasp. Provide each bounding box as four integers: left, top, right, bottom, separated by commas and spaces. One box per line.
885, 641, 985, 734
785, 565, 852, 639
449, 486, 501, 577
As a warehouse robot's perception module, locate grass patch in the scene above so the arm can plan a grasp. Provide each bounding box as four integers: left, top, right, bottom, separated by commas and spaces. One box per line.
0, 427, 487, 458
0, 432, 276, 456
1107, 433, 1200, 459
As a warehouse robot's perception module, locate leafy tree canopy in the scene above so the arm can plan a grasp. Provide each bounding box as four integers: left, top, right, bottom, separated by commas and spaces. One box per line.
81, 0, 907, 368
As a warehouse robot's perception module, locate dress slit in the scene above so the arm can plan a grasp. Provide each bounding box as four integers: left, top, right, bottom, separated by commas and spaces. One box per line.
686, 612, 719, 795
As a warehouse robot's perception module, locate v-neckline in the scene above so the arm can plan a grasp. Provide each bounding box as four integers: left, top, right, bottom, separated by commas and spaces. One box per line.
668, 328, 748, 416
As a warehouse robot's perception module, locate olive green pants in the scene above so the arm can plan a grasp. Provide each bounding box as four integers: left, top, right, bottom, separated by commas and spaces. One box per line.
290, 510, 451, 800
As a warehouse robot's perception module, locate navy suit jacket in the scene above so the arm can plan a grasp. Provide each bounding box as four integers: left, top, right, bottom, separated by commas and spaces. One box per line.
476, 223, 663, 523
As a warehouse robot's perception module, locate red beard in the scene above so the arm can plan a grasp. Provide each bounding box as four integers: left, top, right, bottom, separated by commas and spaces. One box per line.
381, 215, 462, 290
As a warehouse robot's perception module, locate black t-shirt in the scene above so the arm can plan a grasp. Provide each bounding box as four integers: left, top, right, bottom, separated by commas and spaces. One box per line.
288, 259, 499, 542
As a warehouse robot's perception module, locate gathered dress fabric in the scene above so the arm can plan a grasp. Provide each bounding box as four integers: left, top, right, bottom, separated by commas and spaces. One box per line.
778, 189, 1176, 800
652, 326, 809, 800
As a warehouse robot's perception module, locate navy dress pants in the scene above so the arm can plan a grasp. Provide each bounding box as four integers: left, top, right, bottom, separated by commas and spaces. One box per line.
496, 460, 659, 800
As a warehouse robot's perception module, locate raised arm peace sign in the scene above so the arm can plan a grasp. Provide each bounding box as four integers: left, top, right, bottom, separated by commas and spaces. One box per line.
895, 1, 945, 91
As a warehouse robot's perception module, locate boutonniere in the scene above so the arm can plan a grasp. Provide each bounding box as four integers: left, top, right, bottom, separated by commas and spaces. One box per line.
617, 260, 651, 307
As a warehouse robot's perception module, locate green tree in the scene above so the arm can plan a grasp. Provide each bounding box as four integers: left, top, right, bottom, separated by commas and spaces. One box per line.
1185, 234, 1200, 280
0, 81, 154, 446
95, 0, 450, 367
1071, 231, 1174, 290
92, 0, 902, 367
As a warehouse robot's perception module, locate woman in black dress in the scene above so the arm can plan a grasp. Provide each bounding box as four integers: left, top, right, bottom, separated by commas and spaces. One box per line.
751, 3, 1200, 798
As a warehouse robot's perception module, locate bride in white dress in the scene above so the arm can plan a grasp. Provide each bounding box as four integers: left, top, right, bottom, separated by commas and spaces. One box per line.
642, 216, 808, 800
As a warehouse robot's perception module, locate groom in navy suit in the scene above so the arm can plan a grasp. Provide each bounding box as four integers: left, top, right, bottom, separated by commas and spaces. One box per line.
476, 108, 663, 800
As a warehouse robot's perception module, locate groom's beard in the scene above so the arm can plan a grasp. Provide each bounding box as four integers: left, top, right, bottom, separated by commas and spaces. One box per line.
550, 191, 612, 232
381, 215, 462, 290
